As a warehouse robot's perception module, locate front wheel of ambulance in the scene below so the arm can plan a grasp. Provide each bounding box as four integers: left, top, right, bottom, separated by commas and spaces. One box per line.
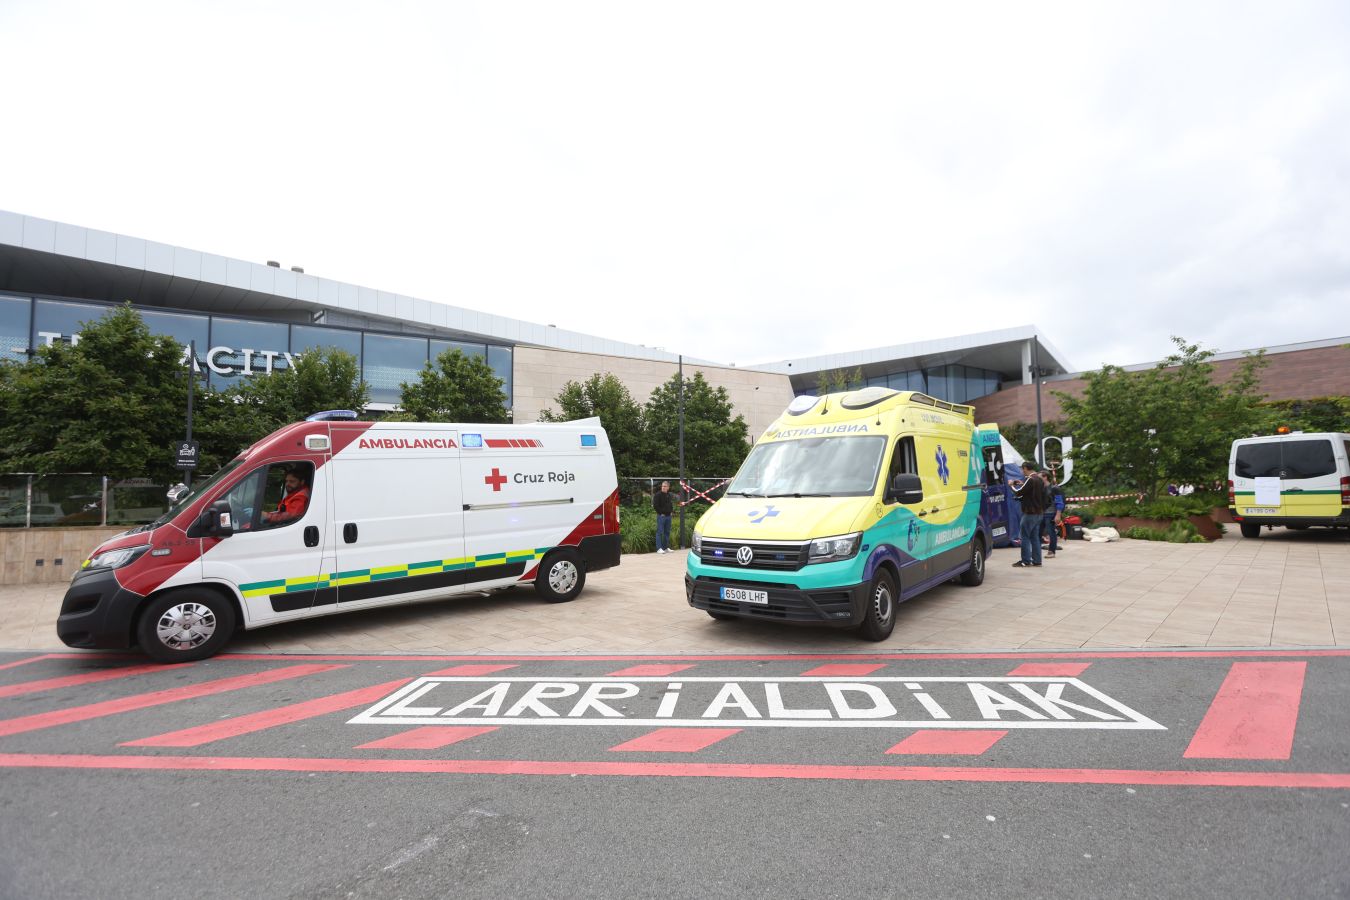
857, 570, 897, 642
536, 550, 586, 603
136, 590, 236, 663
959, 539, 986, 587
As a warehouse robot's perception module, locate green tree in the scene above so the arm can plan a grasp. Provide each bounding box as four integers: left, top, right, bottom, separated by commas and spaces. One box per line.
1257, 396, 1350, 434
397, 349, 508, 423
1055, 337, 1267, 500
539, 373, 648, 478
816, 367, 864, 394
194, 346, 369, 470
0, 304, 190, 482
644, 371, 750, 477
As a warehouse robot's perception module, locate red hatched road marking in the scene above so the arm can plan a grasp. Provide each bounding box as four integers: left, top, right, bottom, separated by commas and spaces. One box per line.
886, 730, 1008, 756
605, 664, 696, 677
214, 649, 1350, 663
356, 726, 498, 750
3, 753, 1348, 789
0, 663, 192, 699
800, 663, 887, 677
1006, 662, 1092, 677
0, 664, 342, 738
610, 728, 741, 753
121, 664, 515, 748
1184, 662, 1307, 760
0, 655, 58, 672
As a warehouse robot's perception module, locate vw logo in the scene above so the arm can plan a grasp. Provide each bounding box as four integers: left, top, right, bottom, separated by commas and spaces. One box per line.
736, 546, 754, 566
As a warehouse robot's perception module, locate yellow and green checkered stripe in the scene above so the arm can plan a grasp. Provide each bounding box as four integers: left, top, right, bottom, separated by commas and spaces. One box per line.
240, 547, 551, 598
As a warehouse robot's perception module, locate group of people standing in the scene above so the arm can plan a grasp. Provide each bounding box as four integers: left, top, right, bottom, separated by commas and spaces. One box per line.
1010, 466, 1066, 568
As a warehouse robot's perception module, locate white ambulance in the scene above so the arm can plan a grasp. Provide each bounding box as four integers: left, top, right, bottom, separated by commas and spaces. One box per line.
1228, 431, 1350, 537
58, 412, 621, 662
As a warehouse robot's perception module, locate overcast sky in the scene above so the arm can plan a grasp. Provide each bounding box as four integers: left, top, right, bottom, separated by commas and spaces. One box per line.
3, 1, 1347, 372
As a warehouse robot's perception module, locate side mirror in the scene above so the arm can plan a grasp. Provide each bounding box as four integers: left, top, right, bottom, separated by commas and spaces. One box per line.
202, 499, 234, 538
887, 473, 924, 505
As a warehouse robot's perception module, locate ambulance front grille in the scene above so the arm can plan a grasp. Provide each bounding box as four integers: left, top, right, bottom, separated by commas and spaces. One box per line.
698, 540, 808, 571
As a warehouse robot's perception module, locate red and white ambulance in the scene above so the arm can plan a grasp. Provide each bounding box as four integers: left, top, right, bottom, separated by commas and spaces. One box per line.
58, 412, 621, 662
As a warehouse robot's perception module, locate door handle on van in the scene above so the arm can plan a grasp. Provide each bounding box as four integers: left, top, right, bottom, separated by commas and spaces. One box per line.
917, 510, 927, 517
303, 526, 319, 548
343, 523, 358, 544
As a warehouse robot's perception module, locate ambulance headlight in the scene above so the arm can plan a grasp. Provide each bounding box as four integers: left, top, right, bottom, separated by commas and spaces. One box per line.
806, 533, 861, 564
86, 545, 150, 571
691, 531, 702, 555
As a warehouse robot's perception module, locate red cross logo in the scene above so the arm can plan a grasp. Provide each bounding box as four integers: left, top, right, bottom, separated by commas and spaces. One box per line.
484, 468, 508, 492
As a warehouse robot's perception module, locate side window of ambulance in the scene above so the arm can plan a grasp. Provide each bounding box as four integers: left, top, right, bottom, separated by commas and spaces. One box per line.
889, 437, 917, 481
221, 469, 267, 533
258, 462, 315, 530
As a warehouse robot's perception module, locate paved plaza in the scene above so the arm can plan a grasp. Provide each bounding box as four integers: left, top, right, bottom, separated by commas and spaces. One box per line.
2, 529, 1346, 655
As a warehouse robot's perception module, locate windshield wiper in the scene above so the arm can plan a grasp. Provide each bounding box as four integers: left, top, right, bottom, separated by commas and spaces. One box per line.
725, 491, 765, 497
766, 492, 834, 498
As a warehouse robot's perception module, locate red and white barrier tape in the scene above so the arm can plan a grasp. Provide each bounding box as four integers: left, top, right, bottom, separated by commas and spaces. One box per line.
1066, 493, 1143, 502
680, 479, 730, 506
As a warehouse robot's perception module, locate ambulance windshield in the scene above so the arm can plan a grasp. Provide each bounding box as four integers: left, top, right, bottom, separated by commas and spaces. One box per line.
727, 436, 887, 498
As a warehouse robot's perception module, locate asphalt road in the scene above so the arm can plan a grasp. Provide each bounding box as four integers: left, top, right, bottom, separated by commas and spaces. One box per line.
1, 649, 1347, 899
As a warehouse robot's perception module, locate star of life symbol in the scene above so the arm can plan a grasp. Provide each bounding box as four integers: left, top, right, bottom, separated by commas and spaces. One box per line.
748, 505, 779, 524
935, 446, 950, 485
736, 545, 754, 565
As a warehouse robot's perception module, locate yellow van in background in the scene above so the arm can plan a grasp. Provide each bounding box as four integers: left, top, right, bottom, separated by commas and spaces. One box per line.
685, 387, 993, 641
1228, 432, 1350, 537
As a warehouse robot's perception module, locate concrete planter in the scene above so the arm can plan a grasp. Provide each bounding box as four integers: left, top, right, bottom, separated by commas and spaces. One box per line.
0, 526, 124, 585
1094, 514, 1225, 541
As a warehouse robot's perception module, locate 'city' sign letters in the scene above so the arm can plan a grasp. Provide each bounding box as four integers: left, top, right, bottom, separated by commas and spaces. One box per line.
37, 330, 295, 377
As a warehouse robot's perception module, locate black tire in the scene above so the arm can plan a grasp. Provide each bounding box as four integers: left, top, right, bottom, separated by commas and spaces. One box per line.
707, 610, 737, 621
959, 538, 986, 586
857, 569, 897, 642
136, 589, 235, 663
1240, 522, 1262, 539
535, 550, 586, 603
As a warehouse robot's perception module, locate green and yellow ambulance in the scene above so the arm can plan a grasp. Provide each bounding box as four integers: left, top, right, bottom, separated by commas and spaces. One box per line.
1228, 431, 1350, 537
685, 387, 992, 641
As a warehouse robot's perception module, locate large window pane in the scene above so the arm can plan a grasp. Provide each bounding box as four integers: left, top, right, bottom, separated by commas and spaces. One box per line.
926, 367, 948, 401
291, 324, 362, 363
430, 339, 486, 362
139, 309, 210, 353
364, 333, 428, 404
0, 295, 30, 362
0, 475, 30, 528
108, 479, 170, 526
29, 474, 103, 527
207, 318, 290, 389
33, 299, 109, 348
487, 345, 513, 411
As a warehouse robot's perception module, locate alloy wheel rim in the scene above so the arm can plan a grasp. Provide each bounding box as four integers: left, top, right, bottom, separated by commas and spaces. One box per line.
155, 602, 216, 651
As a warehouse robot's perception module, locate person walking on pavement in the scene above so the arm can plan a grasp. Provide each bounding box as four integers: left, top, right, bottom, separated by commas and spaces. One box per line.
653, 481, 674, 553
1041, 469, 1065, 558
1011, 465, 1049, 568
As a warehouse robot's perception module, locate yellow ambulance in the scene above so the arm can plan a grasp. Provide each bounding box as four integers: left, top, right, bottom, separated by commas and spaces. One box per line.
685, 387, 992, 641
1229, 431, 1350, 537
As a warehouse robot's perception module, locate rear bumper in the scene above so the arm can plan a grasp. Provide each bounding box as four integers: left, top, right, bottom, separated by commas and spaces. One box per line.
1229, 508, 1350, 528
56, 568, 144, 649
578, 533, 622, 572
685, 574, 869, 628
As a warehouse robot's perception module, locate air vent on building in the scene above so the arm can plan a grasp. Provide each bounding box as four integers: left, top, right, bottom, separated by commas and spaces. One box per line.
266, 260, 280, 268
291, 266, 304, 273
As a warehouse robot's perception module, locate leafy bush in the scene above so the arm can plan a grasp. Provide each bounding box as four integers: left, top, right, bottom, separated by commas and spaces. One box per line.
1123, 520, 1207, 543
1087, 492, 1224, 521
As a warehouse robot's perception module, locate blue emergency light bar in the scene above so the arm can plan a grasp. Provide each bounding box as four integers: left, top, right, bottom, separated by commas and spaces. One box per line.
306, 410, 359, 422
580, 434, 598, 447
462, 433, 483, 448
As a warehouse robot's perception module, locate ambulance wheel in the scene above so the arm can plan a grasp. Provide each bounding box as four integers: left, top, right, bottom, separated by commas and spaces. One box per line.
857, 570, 897, 642
136, 590, 235, 663
707, 610, 737, 621
1240, 522, 1262, 539
959, 538, 986, 587
536, 551, 585, 603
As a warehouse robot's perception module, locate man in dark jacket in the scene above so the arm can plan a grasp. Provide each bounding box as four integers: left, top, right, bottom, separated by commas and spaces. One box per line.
653, 481, 674, 553
1011, 465, 1048, 567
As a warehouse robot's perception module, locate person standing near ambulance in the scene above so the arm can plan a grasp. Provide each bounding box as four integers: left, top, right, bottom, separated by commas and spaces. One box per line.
653, 481, 674, 553
1011, 465, 1048, 567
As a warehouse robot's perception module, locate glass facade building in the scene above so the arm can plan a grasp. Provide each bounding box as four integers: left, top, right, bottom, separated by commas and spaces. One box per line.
0, 294, 514, 411
801, 363, 1003, 404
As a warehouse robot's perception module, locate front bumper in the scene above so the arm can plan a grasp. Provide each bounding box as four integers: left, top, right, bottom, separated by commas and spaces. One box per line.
56, 567, 145, 649
685, 574, 870, 628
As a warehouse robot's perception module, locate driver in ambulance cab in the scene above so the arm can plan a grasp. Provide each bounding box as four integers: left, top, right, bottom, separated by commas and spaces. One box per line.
265, 467, 310, 526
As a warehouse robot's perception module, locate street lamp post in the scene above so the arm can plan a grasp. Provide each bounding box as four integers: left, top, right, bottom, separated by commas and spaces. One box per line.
677, 354, 685, 549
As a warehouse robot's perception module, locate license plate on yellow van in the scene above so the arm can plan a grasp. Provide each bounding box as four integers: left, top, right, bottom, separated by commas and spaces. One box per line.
721, 586, 769, 605
1244, 507, 1280, 515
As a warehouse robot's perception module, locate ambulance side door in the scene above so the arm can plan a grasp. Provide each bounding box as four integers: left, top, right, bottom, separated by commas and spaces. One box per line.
330, 437, 466, 612
885, 435, 930, 590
